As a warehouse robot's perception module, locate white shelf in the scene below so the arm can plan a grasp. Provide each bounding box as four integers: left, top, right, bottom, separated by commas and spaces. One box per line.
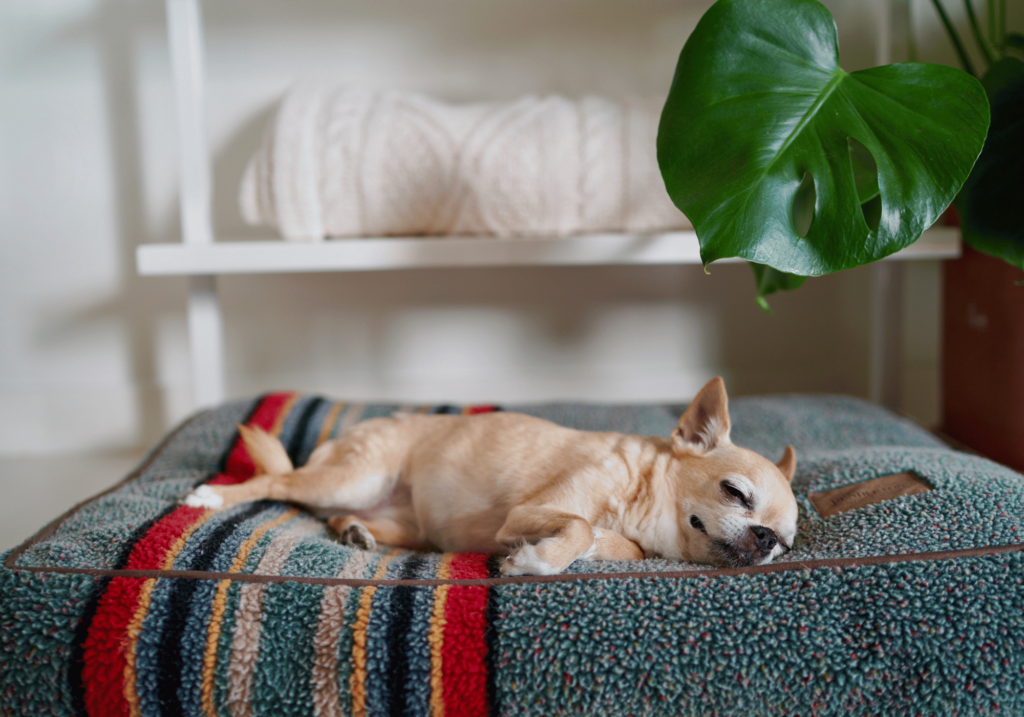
136, 226, 960, 276
147, 0, 943, 411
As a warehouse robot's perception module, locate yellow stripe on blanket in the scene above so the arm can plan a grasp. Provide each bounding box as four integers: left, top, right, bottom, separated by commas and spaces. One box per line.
316, 401, 346, 447
350, 549, 402, 717
200, 509, 301, 717
124, 510, 214, 717
428, 553, 455, 717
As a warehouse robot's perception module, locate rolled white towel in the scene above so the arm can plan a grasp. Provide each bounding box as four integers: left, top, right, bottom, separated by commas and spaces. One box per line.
239, 85, 690, 241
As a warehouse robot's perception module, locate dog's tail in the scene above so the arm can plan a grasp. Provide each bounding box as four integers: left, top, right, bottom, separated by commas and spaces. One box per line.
237, 424, 294, 475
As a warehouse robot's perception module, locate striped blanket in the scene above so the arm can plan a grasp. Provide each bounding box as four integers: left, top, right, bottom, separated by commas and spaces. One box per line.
3, 393, 1024, 716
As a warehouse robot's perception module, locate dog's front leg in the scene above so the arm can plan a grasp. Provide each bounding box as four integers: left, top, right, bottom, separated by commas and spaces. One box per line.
590, 527, 645, 561
496, 506, 598, 576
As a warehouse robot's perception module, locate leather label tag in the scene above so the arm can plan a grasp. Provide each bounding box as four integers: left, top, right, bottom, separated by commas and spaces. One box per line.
808, 472, 931, 518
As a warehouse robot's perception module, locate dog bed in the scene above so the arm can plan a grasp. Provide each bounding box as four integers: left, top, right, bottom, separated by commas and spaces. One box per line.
2, 393, 1023, 716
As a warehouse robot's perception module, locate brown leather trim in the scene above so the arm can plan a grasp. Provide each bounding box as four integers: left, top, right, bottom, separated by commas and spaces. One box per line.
808, 471, 932, 518
3, 410, 208, 572
7, 543, 1023, 587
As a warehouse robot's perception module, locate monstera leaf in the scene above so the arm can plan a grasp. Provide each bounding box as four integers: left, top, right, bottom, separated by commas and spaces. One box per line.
658, 0, 990, 281
956, 57, 1024, 272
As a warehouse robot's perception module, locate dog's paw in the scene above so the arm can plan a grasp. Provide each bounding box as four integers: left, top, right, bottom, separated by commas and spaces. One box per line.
183, 485, 224, 510
500, 542, 563, 576
336, 521, 377, 552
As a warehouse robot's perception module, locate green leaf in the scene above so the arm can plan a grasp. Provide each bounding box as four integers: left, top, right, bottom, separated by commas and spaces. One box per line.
657, 0, 990, 277
956, 57, 1024, 271
849, 138, 879, 204
750, 262, 807, 312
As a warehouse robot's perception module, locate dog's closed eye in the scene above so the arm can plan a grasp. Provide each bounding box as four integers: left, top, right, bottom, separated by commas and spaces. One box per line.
721, 482, 753, 510
689, 515, 707, 533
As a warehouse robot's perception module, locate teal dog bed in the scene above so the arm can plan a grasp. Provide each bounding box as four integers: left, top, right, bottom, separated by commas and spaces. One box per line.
2, 393, 1023, 716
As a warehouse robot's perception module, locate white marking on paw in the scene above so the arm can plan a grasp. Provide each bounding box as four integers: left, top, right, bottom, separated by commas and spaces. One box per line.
184, 484, 224, 509
500, 542, 560, 576
579, 532, 603, 561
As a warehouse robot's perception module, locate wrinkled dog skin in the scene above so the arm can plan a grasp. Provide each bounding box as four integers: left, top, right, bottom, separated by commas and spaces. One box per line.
186, 377, 798, 575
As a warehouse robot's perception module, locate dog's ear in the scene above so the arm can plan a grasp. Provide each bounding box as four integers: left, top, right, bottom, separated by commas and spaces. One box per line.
776, 444, 797, 482
672, 377, 731, 454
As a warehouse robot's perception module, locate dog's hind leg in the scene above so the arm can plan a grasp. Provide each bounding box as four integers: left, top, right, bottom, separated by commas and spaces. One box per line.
496, 506, 597, 576
184, 461, 397, 513
327, 513, 426, 552
184, 476, 277, 510
185, 417, 405, 512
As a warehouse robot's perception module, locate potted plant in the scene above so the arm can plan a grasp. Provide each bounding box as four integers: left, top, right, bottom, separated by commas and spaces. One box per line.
656, 0, 1022, 468
929, 0, 1024, 471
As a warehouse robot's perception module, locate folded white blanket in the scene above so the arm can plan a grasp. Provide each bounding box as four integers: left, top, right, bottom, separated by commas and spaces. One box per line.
239, 86, 690, 241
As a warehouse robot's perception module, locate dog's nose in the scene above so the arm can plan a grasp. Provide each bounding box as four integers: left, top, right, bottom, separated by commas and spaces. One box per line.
750, 525, 777, 552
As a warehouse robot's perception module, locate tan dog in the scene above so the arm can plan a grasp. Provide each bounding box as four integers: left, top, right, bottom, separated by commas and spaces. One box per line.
185, 377, 798, 575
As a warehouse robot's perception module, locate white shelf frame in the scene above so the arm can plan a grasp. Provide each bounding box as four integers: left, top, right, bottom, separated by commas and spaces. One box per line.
138, 227, 959, 277
143, 0, 958, 410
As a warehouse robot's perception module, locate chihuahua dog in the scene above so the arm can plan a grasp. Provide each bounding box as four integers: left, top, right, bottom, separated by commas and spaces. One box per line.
185, 377, 798, 575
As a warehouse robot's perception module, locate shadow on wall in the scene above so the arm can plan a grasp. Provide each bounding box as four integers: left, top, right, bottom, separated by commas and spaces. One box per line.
214, 105, 280, 241
38, 1, 177, 447
215, 261, 873, 404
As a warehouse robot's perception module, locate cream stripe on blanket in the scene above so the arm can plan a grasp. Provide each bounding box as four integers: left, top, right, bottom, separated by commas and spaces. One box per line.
239, 86, 690, 241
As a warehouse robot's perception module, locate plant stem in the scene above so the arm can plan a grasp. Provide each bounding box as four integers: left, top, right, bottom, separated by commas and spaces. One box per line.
930, 0, 977, 76
907, 0, 918, 61
964, 0, 996, 67
999, 0, 1007, 48
987, 0, 998, 46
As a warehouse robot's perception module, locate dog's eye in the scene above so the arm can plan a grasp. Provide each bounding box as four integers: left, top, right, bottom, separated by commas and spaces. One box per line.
721, 482, 752, 509
689, 515, 707, 534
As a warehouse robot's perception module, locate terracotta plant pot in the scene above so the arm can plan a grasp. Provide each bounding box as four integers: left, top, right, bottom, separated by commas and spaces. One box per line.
942, 244, 1024, 472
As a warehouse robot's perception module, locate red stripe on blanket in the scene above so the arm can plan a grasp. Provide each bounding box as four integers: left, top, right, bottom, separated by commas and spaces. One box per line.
465, 405, 498, 415
78, 394, 295, 715
80, 506, 207, 717
123, 506, 207, 570
442, 554, 492, 717
81, 577, 147, 717
210, 392, 296, 485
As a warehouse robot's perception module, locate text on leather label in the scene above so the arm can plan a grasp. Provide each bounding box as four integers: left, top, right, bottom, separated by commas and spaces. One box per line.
808, 472, 932, 518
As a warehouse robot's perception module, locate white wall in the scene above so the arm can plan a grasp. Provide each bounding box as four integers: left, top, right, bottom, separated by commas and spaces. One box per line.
0, 0, 997, 455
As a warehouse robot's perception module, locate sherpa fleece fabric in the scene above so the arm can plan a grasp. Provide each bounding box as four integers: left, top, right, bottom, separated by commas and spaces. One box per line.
2, 393, 1023, 717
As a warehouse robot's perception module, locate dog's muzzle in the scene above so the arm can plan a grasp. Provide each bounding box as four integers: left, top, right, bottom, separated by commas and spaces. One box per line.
714, 525, 780, 566
749, 525, 778, 552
